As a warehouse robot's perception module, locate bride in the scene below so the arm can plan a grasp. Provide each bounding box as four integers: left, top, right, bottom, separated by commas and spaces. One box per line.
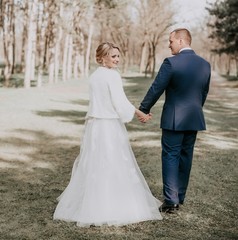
53, 42, 162, 227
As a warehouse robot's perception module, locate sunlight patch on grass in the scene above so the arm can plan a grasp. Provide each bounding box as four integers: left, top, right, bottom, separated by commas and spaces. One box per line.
129, 130, 160, 147
204, 116, 221, 123
129, 131, 158, 139
201, 133, 238, 150
123, 81, 137, 87
0, 145, 35, 162
203, 108, 214, 114
0, 145, 54, 170
223, 102, 238, 109
32, 161, 54, 169
122, 72, 144, 78
180, 212, 199, 222
56, 136, 81, 146
0, 151, 32, 162
181, 212, 213, 228
0, 162, 18, 168
0, 129, 38, 140
131, 140, 160, 148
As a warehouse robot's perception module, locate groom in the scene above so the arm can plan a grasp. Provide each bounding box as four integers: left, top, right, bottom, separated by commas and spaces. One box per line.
139, 28, 211, 213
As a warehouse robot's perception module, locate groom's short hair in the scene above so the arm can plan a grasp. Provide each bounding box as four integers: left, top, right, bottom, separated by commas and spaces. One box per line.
171, 28, 192, 45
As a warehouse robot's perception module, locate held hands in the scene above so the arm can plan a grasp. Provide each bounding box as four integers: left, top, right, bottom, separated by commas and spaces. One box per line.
135, 109, 152, 123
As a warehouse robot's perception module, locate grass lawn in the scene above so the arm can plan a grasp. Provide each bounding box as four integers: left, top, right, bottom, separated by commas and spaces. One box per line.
0, 74, 237, 240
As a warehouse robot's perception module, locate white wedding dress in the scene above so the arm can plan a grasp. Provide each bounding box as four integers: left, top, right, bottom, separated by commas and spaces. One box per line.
53, 67, 162, 227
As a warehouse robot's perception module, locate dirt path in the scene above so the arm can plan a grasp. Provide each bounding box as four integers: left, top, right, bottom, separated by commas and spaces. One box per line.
201, 71, 238, 150
0, 79, 89, 169
0, 71, 237, 168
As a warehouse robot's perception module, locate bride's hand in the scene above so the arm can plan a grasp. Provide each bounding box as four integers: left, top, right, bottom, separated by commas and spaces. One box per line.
135, 109, 152, 123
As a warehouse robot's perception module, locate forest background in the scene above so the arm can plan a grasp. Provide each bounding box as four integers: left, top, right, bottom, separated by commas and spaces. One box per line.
0, 0, 237, 88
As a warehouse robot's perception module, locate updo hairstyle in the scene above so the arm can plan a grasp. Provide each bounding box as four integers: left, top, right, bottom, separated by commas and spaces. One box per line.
96, 42, 120, 65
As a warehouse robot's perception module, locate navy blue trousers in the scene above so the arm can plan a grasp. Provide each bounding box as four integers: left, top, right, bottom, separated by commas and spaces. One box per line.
161, 129, 197, 204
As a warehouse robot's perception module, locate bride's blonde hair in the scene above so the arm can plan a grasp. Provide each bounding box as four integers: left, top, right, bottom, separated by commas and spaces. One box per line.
96, 42, 120, 65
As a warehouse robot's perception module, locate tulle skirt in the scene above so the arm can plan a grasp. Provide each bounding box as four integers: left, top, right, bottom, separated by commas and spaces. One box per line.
53, 118, 162, 227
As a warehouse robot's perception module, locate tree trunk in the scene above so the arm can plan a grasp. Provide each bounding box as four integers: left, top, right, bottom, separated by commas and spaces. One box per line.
3, 26, 11, 87
45, 2, 58, 84
11, 3, 15, 74
48, 47, 55, 84
145, 43, 152, 78
66, 35, 73, 81
43, 36, 48, 71
36, 1, 46, 87
78, 32, 85, 78
20, 10, 28, 73
236, 58, 238, 77
209, 54, 215, 71
30, 15, 37, 81
2, 0, 15, 87
122, 50, 129, 73
139, 42, 147, 74
62, 34, 69, 82
54, 2, 63, 83
24, 0, 37, 88
225, 55, 231, 76
85, 23, 94, 77
151, 43, 156, 79
73, 55, 79, 80
3, 39, 11, 87
73, 44, 81, 81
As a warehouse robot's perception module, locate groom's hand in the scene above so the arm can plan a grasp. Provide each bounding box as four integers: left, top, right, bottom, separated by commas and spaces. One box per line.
141, 113, 152, 123
137, 112, 152, 123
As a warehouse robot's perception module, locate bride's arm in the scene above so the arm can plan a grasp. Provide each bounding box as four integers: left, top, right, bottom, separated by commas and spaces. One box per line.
108, 71, 135, 123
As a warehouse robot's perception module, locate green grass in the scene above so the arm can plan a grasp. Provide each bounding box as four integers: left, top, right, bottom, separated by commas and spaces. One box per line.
0, 75, 238, 240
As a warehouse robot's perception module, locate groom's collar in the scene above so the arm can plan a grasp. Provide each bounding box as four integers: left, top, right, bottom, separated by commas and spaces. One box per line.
179, 47, 192, 53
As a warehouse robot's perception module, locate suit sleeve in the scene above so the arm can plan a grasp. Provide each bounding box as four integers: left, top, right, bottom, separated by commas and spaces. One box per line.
139, 58, 172, 114
108, 71, 135, 123
202, 65, 211, 106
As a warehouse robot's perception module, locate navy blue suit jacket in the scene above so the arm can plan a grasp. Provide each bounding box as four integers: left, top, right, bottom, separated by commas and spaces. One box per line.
139, 50, 211, 131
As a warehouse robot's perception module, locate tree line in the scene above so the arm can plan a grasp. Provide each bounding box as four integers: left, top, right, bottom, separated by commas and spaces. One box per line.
0, 0, 237, 88
207, 0, 238, 77
0, 0, 173, 88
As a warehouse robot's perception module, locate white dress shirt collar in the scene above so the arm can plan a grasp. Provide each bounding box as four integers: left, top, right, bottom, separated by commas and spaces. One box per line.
179, 47, 192, 53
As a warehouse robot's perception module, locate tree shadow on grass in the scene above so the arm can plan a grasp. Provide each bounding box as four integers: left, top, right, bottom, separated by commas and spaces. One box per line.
70, 99, 89, 106
0, 128, 162, 240
204, 99, 238, 131
1, 129, 237, 239
1, 126, 237, 240
35, 109, 87, 125
1, 74, 238, 239
33, 97, 89, 126
0, 129, 81, 239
